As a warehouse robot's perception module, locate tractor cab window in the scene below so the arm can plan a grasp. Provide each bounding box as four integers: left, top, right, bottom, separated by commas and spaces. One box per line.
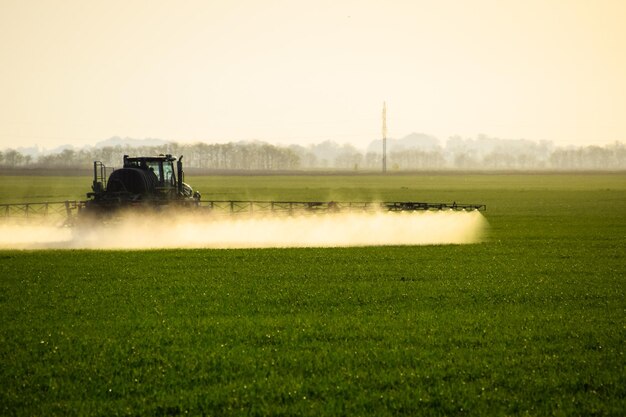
163, 162, 175, 187
146, 162, 162, 184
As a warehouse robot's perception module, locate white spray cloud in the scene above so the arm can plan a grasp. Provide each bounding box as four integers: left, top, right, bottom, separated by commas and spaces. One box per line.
0, 211, 488, 250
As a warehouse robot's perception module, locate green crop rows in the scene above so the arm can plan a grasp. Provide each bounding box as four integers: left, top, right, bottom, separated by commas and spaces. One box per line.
0, 174, 625, 416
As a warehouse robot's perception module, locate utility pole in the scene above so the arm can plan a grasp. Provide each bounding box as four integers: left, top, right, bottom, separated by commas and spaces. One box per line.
382, 101, 387, 173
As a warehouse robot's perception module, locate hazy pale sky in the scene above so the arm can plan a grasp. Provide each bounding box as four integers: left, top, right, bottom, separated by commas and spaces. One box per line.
1, 0, 625, 150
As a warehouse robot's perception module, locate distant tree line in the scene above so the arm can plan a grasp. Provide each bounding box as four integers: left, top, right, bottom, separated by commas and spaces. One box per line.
1, 137, 625, 170
0, 142, 300, 171
289, 137, 626, 170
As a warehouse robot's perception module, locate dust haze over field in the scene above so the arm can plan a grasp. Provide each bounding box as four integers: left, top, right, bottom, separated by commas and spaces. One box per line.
0, 211, 487, 250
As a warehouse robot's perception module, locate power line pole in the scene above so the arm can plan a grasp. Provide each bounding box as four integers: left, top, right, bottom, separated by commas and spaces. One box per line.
382, 101, 387, 173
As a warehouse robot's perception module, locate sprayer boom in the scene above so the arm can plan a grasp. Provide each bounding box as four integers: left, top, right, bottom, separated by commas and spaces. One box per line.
0, 199, 485, 224
197, 200, 485, 214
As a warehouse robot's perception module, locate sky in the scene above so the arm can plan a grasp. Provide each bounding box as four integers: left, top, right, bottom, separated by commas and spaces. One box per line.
1, 0, 625, 151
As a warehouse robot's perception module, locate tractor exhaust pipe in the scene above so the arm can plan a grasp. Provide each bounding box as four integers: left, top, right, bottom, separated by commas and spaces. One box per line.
177, 155, 184, 195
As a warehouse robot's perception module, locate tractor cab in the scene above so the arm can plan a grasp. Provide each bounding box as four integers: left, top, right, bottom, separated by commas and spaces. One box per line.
124, 155, 177, 190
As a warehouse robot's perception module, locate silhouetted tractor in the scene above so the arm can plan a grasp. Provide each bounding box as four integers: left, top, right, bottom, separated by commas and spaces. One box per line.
83, 154, 201, 215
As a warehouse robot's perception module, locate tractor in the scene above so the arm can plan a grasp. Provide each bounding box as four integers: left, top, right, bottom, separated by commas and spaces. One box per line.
82, 154, 200, 215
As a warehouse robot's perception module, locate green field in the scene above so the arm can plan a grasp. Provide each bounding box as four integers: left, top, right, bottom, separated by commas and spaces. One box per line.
1, 174, 625, 416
